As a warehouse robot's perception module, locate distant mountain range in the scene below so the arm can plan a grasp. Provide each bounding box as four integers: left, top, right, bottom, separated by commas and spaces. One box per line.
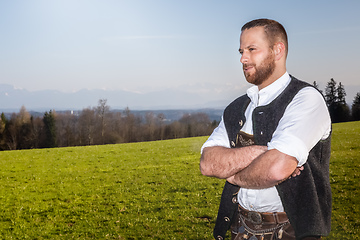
0, 84, 233, 118
2, 83, 358, 121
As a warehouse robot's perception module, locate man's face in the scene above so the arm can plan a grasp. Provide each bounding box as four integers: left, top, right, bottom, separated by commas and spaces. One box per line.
239, 27, 275, 86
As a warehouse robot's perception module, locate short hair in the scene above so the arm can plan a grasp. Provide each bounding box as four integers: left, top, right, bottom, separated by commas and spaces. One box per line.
241, 18, 288, 56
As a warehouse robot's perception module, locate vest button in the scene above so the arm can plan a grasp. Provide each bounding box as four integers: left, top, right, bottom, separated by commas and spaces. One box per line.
231, 141, 235, 147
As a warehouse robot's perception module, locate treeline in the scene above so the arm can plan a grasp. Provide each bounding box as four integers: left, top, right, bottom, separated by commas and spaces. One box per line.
1, 78, 359, 151
0, 99, 218, 151
317, 78, 360, 123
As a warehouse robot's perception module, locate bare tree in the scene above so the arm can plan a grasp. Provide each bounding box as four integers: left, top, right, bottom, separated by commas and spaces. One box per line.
179, 112, 212, 137
96, 99, 110, 144
0, 113, 6, 150
78, 108, 96, 145
56, 111, 78, 147
144, 112, 157, 141
107, 111, 124, 143
157, 113, 166, 140
5, 113, 20, 150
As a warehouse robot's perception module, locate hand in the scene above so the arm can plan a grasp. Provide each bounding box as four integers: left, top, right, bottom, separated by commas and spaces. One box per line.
226, 175, 237, 186
289, 166, 304, 179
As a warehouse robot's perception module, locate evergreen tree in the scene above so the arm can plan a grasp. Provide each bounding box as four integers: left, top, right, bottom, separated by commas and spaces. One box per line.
324, 78, 350, 123
313, 81, 319, 89
333, 102, 350, 123
313, 81, 323, 95
335, 82, 350, 122
352, 92, 360, 121
325, 78, 337, 106
336, 82, 346, 104
42, 110, 57, 148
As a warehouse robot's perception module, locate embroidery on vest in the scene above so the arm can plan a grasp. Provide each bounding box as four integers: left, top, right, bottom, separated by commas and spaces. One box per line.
236, 131, 255, 147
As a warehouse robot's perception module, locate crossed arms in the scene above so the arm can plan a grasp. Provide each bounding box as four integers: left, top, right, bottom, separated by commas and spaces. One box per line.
199, 87, 331, 189
200, 145, 301, 189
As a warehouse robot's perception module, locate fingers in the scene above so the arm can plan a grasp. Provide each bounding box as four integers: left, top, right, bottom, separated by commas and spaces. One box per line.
290, 166, 304, 178
226, 176, 236, 185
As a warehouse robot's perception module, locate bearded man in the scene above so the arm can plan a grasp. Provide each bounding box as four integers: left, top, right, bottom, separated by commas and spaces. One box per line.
200, 19, 332, 240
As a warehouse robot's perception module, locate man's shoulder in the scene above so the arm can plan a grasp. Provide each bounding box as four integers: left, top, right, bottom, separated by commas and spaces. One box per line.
289, 75, 325, 99
223, 94, 250, 125
278, 75, 321, 101
224, 94, 250, 112
289, 75, 313, 88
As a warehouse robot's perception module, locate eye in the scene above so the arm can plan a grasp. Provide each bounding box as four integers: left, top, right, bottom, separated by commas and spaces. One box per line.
249, 48, 255, 52
238, 49, 243, 55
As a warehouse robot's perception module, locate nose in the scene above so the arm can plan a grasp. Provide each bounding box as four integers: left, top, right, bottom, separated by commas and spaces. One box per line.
240, 52, 248, 64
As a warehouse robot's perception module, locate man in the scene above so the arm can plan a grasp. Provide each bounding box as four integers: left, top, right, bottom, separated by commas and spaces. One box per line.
200, 19, 332, 240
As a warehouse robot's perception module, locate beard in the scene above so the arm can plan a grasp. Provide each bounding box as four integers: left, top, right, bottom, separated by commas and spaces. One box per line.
243, 53, 276, 86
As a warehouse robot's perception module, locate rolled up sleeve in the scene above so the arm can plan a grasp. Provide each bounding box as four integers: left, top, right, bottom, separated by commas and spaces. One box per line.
267, 87, 331, 166
268, 133, 309, 166
201, 117, 230, 154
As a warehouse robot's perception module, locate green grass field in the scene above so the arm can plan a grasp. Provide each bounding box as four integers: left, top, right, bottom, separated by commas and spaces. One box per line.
0, 121, 359, 239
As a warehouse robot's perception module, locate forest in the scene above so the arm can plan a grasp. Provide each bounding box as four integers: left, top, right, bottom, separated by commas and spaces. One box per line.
1, 78, 359, 151
0, 99, 218, 151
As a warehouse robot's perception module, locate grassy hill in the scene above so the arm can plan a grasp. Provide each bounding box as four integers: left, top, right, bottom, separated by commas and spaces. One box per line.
0, 121, 359, 239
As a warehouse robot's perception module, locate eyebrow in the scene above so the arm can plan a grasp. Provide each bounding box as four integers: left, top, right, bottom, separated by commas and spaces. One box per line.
239, 44, 257, 52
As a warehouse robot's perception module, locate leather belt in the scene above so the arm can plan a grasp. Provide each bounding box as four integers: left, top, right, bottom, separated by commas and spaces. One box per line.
238, 203, 289, 225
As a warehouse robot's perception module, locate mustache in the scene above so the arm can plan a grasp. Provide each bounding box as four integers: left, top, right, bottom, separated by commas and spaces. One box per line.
243, 63, 255, 69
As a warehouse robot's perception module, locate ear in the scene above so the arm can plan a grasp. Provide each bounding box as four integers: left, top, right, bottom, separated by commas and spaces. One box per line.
274, 42, 286, 61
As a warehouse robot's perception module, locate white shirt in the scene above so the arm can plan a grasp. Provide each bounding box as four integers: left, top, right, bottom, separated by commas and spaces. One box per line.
201, 72, 331, 212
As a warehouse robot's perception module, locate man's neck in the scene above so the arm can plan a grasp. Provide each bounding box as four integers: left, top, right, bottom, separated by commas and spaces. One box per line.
257, 68, 287, 90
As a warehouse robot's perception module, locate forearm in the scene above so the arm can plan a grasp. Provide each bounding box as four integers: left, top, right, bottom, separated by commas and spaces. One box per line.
200, 145, 267, 179
228, 149, 298, 189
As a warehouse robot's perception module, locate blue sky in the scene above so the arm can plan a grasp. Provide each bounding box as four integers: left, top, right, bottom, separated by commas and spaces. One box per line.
1, 0, 360, 107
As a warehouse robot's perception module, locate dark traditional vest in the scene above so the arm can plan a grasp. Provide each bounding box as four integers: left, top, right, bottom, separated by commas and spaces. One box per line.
213, 76, 332, 240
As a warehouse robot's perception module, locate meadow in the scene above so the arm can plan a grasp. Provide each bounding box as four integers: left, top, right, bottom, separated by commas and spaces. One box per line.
0, 121, 359, 239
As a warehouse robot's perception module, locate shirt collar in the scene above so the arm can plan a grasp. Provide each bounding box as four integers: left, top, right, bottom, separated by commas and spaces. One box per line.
246, 72, 291, 107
